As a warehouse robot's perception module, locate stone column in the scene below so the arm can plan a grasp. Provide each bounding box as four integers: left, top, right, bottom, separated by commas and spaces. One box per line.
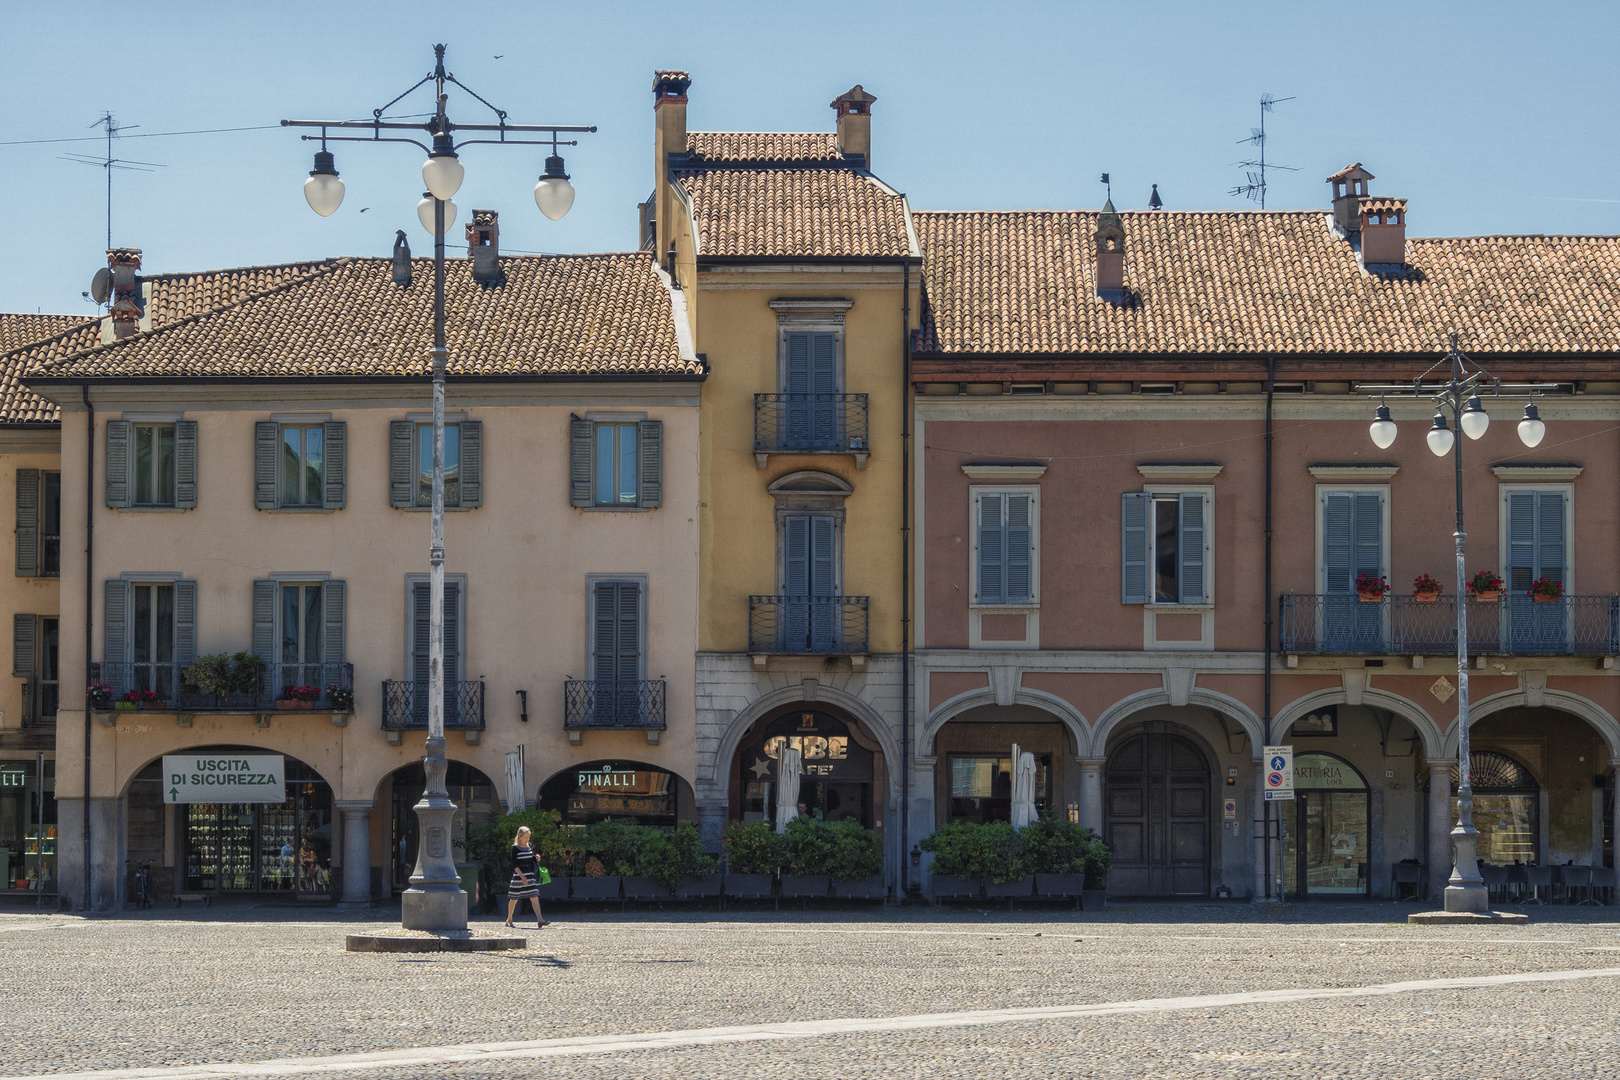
336, 801, 373, 905
696, 800, 727, 855
1427, 760, 1456, 902
1077, 758, 1106, 834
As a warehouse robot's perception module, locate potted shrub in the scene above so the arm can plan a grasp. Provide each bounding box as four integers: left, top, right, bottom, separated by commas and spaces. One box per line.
86, 683, 112, 710
919, 821, 1028, 901
626, 821, 719, 900
1024, 819, 1101, 903
326, 685, 355, 713
1469, 570, 1504, 603
1355, 573, 1388, 603
810, 819, 884, 899
182, 654, 234, 706
113, 697, 137, 713
1412, 574, 1442, 603
1529, 577, 1564, 604
229, 653, 267, 701
571, 818, 638, 900
779, 817, 833, 900
720, 820, 779, 900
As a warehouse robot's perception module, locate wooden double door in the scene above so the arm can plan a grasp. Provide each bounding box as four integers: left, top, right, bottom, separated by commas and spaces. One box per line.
1105, 731, 1211, 896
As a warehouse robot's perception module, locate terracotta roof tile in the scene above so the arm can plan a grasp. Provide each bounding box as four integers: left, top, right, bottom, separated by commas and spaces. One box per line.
912, 210, 1620, 356
679, 168, 911, 259
0, 314, 82, 355
685, 132, 844, 164
30, 254, 695, 380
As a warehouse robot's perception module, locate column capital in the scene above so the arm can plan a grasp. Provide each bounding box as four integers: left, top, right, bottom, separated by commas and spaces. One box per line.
335, 800, 375, 812
1077, 757, 1107, 770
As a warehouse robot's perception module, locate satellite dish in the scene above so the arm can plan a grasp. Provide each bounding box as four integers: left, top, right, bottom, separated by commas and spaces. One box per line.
89, 268, 111, 304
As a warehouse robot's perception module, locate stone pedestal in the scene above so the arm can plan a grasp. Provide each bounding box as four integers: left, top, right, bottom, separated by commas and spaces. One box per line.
400, 737, 467, 932
336, 801, 373, 905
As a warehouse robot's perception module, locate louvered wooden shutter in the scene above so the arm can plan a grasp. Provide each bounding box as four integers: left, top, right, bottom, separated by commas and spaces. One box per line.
1353, 492, 1382, 583
1004, 493, 1032, 604
444, 581, 460, 687
1178, 492, 1206, 604
174, 580, 198, 667
1121, 492, 1150, 604
251, 579, 276, 665
1322, 493, 1353, 594
103, 581, 127, 696
810, 516, 836, 596
811, 332, 838, 446
15, 469, 38, 577
324, 580, 346, 667
637, 420, 663, 507
254, 422, 279, 510
978, 492, 1005, 604
412, 581, 460, 706
1506, 491, 1534, 590
174, 420, 198, 509
322, 421, 347, 509
570, 417, 593, 507
1538, 491, 1565, 587
105, 420, 131, 508
593, 582, 642, 682
389, 420, 414, 508
13, 613, 35, 678
784, 515, 809, 595
459, 420, 482, 507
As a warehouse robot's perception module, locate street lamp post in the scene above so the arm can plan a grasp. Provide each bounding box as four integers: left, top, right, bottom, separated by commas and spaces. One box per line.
283, 46, 593, 932
1357, 337, 1555, 914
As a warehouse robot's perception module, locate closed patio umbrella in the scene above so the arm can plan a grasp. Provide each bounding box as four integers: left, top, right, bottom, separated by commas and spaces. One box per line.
776, 745, 803, 833
1010, 744, 1040, 830
503, 749, 526, 815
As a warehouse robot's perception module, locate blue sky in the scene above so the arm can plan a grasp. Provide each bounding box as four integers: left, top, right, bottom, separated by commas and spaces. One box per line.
4, 0, 1618, 315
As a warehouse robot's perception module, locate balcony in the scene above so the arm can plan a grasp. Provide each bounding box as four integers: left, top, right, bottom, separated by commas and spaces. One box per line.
1279, 594, 1620, 657
90, 661, 354, 712
381, 680, 486, 733
564, 680, 666, 742
749, 595, 870, 664
753, 393, 870, 470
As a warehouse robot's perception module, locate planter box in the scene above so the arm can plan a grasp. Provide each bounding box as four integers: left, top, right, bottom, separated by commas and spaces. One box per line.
675, 873, 723, 899
1081, 889, 1108, 911
1357, 593, 1383, 604
621, 875, 666, 901
831, 875, 886, 900
1533, 594, 1561, 604
985, 875, 1034, 899
780, 874, 830, 899
929, 873, 980, 900
1034, 873, 1087, 899
1472, 590, 1501, 603
568, 876, 622, 901
535, 879, 569, 902
721, 873, 774, 899
1413, 593, 1441, 604
277, 700, 297, 710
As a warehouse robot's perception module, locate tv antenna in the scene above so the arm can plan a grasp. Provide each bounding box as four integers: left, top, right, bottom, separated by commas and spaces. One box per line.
1229, 93, 1297, 209
60, 112, 165, 250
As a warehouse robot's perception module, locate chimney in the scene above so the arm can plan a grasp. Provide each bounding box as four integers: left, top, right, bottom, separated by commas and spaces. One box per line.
831, 85, 876, 168
1358, 197, 1408, 265
466, 209, 500, 283
652, 69, 691, 269
107, 248, 142, 339
1147, 184, 1163, 210
392, 231, 412, 286
1095, 199, 1125, 296
1327, 162, 1374, 233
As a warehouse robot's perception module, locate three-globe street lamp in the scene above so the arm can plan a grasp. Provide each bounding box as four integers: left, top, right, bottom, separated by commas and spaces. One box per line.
283, 46, 593, 932
1356, 337, 1556, 914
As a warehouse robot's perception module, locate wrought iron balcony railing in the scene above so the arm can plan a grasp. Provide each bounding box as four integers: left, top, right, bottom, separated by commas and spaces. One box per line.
89, 661, 354, 711
564, 679, 667, 730
381, 679, 486, 731
1279, 594, 1620, 657
753, 394, 870, 464
21, 679, 56, 727
748, 595, 870, 655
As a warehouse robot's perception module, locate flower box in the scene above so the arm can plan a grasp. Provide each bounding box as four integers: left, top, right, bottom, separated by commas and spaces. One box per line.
831, 875, 886, 900
1413, 592, 1441, 604
1472, 590, 1501, 603
1357, 592, 1383, 603
1533, 594, 1559, 604
779, 874, 830, 899
985, 875, 1034, 899
277, 700, 298, 711
675, 873, 723, 899
721, 873, 773, 899
568, 876, 622, 901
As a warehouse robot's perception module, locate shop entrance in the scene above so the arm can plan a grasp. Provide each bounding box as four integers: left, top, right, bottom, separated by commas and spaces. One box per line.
733, 710, 879, 829
1282, 753, 1370, 898
1444, 751, 1540, 864
1105, 731, 1210, 896
387, 762, 498, 893
0, 756, 55, 894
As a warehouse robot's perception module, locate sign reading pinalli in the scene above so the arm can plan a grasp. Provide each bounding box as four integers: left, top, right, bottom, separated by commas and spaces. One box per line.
162, 755, 285, 804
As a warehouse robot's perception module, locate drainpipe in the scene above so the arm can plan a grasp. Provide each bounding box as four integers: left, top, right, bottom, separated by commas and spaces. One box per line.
899, 255, 913, 899
82, 384, 94, 913
1262, 357, 1274, 900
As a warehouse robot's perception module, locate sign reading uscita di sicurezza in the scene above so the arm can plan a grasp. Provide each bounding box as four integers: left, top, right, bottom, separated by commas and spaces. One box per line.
162, 755, 285, 804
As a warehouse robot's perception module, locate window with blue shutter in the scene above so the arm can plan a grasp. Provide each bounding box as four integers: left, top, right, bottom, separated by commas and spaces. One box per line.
591, 580, 643, 724
1505, 489, 1568, 651
1123, 490, 1211, 605
1321, 490, 1385, 650
977, 491, 1033, 605
783, 331, 839, 451
782, 513, 838, 651
411, 579, 462, 725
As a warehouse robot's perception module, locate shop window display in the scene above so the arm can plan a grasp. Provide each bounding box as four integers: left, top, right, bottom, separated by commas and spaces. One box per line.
1449, 752, 1540, 864
737, 712, 877, 829
176, 755, 332, 895
0, 759, 55, 893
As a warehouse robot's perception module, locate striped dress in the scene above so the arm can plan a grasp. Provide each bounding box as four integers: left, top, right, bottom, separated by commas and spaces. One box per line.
508, 844, 540, 899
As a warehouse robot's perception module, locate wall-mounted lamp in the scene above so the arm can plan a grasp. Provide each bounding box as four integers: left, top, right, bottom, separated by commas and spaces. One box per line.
516, 689, 528, 723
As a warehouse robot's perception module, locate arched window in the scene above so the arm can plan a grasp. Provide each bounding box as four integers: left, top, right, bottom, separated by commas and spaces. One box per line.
1448, 752, 1539, 864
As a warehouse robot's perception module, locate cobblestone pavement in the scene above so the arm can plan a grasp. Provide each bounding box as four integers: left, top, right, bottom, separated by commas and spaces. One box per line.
2, 901, 1619, 1078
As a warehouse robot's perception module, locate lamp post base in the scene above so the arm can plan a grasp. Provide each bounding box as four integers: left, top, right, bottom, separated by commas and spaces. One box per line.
400, 763, 468, 933
1408, 910, 1529, 925
401, 885, 470, 932
1442, 881, 1491, 914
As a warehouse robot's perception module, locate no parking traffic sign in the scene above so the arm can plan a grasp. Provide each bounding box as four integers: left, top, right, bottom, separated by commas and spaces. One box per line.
1263, 745, 1294, 801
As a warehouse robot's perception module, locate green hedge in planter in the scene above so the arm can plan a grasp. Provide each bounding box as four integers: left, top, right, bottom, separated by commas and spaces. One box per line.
632, 821, 718, 892
782, 818, 883, 881
721, 820, 782, 875
920, 820, 1111, 888
1020, 819, 1112, 888
469, 813, 718, 895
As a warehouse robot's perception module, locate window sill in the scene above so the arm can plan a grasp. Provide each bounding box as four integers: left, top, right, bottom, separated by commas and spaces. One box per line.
1144, 603, 1214, 612
396, 505, 476, 513
580, 505, 654, 513
118, 506, 189, 513
969, 603, 1039, 612
261, 506, 339, 514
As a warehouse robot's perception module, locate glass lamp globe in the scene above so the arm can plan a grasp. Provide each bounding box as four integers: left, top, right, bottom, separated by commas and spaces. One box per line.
1518, 402, 1546, 447
534, 154, 575, 221
303, 150, 344, 217
417, 194, 458, 235
421, 153, 465, 201
1426, 412, 1455, 457
1369, 404, 1398, 449
1460, 396, 1490, 440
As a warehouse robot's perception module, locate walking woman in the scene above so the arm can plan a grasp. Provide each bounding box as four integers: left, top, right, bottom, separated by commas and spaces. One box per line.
506, 826, 548, 928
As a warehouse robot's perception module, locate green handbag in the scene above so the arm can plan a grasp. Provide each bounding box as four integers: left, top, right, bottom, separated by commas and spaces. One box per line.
537, 866, 551, 885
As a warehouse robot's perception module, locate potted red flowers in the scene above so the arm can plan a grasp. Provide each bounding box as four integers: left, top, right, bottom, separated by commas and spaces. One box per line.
1529, 577, 1564, 604
1468, 570, 1504, 603
278, 685, 322, 710
122, 688, 164, 711
1412, 574, 1442, 603
1355, 574, 1388, 603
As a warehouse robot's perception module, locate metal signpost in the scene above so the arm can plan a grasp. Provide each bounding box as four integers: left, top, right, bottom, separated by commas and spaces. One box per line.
1263, 744, 1294, 903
